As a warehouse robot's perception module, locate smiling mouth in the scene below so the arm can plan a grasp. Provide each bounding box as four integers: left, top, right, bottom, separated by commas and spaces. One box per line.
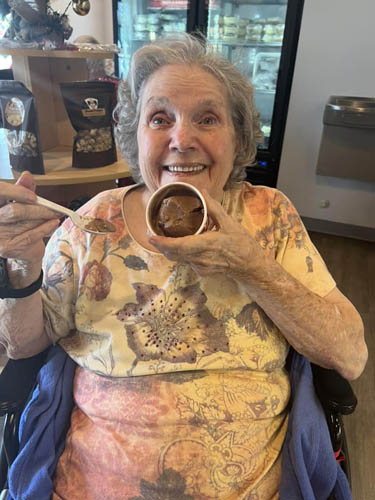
164, 165, 206, 173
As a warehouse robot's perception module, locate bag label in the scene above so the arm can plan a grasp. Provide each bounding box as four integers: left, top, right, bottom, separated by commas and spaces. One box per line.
82, 109, 106, 117
82, 97, 105, 117
5, 97, 25, 127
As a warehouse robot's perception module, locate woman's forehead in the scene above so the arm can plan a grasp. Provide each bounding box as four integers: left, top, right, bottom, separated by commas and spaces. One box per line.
141, 64, 229, 109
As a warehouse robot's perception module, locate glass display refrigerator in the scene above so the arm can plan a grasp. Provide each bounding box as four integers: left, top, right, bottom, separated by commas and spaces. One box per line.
112, 0, 304, 187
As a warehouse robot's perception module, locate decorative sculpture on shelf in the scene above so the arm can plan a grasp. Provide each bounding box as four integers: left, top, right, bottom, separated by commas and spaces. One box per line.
72, 0, 90, 16
0, 0, 91, 47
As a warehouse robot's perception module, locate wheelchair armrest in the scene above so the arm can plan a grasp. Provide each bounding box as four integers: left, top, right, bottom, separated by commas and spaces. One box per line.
311, 363, 357, 415
0, 348, 50, 416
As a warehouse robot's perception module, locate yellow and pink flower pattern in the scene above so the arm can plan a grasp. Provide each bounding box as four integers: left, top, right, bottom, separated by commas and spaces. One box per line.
43, 183, 336, 500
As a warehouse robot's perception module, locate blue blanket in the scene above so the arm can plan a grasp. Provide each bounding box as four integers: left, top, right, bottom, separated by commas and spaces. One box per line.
8, 346, 352, 499
280, 352, 352, 500
8, 345, 75, 500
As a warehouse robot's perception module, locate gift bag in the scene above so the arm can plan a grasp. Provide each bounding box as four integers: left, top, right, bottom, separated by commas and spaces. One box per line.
60, 80, 117, 168
0, 80, 44, 174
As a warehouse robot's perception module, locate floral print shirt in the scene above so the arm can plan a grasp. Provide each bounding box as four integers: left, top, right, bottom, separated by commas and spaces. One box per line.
43, 182, 336, 500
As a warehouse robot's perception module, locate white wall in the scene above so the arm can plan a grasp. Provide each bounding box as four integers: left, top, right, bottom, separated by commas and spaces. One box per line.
277, 0, 375, 228
51, 0, 114, 44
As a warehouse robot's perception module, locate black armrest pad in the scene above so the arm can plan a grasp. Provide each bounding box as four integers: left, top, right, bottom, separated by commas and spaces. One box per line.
0, 348, 50, 415
311, 363, 357, 415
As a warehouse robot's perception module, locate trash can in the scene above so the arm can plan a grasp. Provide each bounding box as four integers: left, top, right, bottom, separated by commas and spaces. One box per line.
316, 96, 375, 182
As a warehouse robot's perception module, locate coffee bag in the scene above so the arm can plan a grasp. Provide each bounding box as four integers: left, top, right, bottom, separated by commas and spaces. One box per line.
0, 81, 44, 174
60, 80, 117, 168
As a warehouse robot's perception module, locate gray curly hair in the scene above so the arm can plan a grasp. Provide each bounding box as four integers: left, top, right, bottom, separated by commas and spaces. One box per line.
114, 33, 263, 187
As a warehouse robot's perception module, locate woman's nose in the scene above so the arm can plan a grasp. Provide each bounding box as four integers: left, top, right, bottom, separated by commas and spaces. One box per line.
169, 121, 197, 152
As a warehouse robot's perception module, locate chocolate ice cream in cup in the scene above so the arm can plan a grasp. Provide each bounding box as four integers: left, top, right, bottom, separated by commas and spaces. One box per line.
146, 182, 208, 238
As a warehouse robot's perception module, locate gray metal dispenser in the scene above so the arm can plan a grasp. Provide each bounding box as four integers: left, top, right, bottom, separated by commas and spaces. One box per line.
316, 96, 375, 182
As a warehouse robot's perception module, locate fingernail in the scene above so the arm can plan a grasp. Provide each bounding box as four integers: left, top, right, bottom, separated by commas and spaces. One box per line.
26, 192, 36, 202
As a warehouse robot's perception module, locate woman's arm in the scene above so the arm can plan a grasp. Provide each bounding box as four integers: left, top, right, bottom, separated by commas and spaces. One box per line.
0, 287, 51, 359
233, 251, 366, 380
0, 173, 60, 358
149, 190, 368, 380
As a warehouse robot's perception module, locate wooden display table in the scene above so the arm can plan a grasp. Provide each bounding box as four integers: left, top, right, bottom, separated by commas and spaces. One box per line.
0, 145, 131, 205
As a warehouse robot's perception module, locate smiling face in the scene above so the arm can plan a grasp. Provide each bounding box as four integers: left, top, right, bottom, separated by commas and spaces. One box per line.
137, 64, 237, 202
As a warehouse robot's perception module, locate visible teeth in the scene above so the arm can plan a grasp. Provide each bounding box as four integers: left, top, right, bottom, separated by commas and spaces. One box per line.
167, 165, 205, 172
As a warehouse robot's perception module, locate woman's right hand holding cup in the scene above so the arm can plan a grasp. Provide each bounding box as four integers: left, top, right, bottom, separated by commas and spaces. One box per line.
0, 171, 61, 288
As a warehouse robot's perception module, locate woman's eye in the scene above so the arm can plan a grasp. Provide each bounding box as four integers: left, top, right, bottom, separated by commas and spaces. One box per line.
201, 116, 216, 125
151, 115, 168, 125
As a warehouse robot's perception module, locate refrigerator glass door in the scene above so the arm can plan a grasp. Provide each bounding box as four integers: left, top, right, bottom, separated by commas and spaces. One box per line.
116, 0, 190, 78
206, 0, 288, 151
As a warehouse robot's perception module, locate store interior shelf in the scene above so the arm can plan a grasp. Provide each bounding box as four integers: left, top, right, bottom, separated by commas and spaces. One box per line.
128, 39, 282, 48
207, 40, 282, 48
0, 48, 129, 203
0, 146, 131, 205
231, 0, 287, 5
0, 48, 117, 59
35, 147, 129, 186
0, 146, 130, 186
147, 7, 189, 11
254, 88, 276, 94
0, 47, 116, 153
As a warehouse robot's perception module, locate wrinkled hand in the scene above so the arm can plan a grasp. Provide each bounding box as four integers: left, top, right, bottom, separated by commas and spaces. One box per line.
149, 189, 262, 280
0, 172, 61, 276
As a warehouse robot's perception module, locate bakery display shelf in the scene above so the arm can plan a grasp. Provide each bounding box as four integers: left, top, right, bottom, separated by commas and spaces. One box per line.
231, 0, 286, 5
147, 7, 188, 11
0, 48, 130, 203
0, 48, 117, 59
1, 147, 131, 186
208, 40, 282, 48
0, 47, 119, 153
254, 88, 276, 94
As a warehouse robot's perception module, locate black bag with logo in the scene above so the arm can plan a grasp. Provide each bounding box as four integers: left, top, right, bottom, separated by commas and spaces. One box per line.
60, 80, 117, 168
0, 80, 44, 174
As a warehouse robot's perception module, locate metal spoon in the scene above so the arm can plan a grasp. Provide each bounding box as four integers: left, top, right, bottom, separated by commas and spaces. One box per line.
35, 195, 116, 235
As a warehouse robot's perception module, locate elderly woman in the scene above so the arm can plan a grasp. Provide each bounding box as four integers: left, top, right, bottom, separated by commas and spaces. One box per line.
0, 34, 367, 499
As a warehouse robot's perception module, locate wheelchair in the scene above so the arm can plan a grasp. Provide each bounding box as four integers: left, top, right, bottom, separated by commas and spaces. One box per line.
0, 346, 357, 499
